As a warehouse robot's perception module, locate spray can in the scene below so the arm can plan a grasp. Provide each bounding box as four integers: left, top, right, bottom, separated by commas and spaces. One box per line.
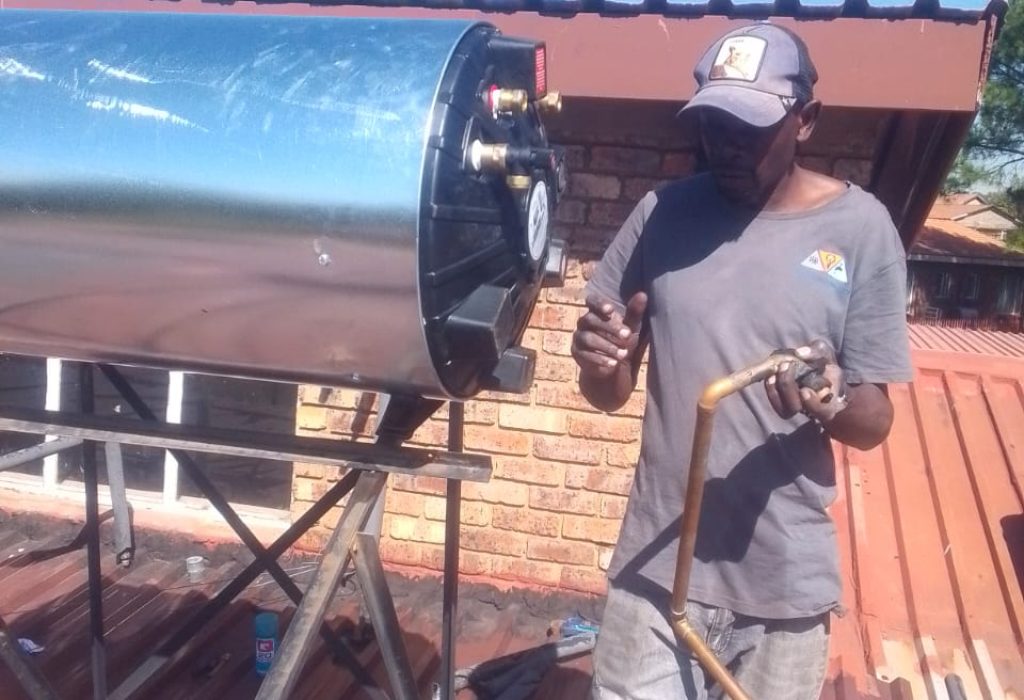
254, 611, 278, 676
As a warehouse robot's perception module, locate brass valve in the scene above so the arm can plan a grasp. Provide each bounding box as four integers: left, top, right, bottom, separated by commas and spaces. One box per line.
490, 88, 528, 115
469, 141, 508, 174
537, 91, 562, 114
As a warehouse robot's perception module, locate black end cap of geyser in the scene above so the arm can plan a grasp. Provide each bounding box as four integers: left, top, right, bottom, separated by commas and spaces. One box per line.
483, 346, 536, 394
444, 284, 515, 363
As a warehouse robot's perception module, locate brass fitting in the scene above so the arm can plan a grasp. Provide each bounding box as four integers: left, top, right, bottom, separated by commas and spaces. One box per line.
469, 141, 508, 174
537, 91, 562, 114
506, 174, 532, 190
491, 88, 528, 114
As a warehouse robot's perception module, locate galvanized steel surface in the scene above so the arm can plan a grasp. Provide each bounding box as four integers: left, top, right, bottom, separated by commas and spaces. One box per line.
0, 11, 480, 396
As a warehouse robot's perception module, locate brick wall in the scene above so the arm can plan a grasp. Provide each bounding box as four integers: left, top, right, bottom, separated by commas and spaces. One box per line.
291, 103, 881, 596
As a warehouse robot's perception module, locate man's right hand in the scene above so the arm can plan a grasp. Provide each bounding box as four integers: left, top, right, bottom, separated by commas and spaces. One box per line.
572, 292, 648, 378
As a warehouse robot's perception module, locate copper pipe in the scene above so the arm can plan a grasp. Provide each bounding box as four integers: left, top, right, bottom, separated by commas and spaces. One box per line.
669, 353, 797, 700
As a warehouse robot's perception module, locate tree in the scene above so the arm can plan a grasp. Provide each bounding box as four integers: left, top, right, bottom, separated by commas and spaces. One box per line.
947, 1, 1024, 188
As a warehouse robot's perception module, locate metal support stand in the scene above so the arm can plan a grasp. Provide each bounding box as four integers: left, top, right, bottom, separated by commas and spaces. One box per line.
103, 442, 134, 567
0, 362, 489, 700
439, 402, 464, 700
80, 364, 108, 700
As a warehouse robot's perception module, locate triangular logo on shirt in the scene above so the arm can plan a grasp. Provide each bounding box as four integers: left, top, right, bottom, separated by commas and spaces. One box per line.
828, 259, 848, 283
801, 250, 848, 284
801, 251, 825, 272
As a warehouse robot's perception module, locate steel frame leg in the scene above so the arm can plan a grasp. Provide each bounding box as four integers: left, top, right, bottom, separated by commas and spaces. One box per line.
438, 401, 464, 700
81, 364, 108, 699
255, 471, 389, 700
353, 532, 418, 700
103, 442, 134, 567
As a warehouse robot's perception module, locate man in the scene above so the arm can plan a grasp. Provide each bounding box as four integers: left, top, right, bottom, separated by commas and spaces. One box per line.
572, 23, 912, 700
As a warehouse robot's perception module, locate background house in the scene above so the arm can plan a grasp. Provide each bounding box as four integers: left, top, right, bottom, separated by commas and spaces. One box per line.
931, 193, 1020, 240
907, 217, 1024, 331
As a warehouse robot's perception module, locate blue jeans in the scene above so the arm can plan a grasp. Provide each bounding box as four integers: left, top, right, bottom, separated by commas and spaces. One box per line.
591, 581, 830, 699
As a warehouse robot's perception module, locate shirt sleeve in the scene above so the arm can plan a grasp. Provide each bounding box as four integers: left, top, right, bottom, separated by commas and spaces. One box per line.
585, 192, 651, 316
840, 214, 914, 385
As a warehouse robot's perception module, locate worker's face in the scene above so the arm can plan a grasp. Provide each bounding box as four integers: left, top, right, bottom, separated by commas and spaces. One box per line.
699, 101, 820, 207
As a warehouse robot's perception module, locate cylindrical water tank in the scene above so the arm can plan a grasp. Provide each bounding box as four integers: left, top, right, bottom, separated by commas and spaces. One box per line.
0, 10, 566, 399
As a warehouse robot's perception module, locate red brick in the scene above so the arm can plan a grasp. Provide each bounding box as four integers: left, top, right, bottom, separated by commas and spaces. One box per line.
565, 466, 634, 496
541, 331, 574, 357
416, 545, 448, 572
563, 515, 622, 545
560, 566, 608, 595
464, 401, 498, 425
385, 490, 425, 517
498, 404, 567, 434
555, 199, 587, 224
570, 173, 621, 200
536, 384, 601, 413
623, 177, 669, 202
619, 391, 647, 418
389, 515, 447, 544
418, 549, 492, 576
293, 463, 326, 480
661, 151, 697, 177
533, 436, 602, 465
605, 443, 640, 468
292, 477, 317, 504
530, 486, 600, 515
461, 528, 527, 557
568, 414, 642, 443
464, 426, 532, 456
491, 505, 562, 537
379, 539, 425, 568
423, 499, 490, 526
493, 459, 564, 487
600, 494, 629, 520
462, 479, 530, 507
563, 145, 587, 170
408, 419, 451, 448
588, 201, 636, 228
297, 404, 328, 431
598, 546, 615, 571
544, 286, 587, 306
534, 356, 579, 383
590, 146, 660, 175
530, 304, 580, 331
521, 327, 544, 349
421, 494, 449, 521
391, 475, 448, 496
528, 539, 597, 566
477, 389, 533, 405
492, 556, 562, 587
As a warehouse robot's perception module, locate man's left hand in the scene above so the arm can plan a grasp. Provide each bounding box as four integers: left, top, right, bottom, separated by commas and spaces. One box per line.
765, 339, 849, 423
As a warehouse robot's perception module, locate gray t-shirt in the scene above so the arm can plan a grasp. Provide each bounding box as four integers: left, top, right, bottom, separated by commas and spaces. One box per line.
587, 173, 913, 619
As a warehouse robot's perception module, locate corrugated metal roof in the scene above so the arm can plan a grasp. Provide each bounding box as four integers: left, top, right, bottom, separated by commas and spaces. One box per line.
909, 323, 1024, 358
459, 0, 1003, 19
909, 219, 1024, 265
3, 0, 1002, 20
827, 350, 1024, 698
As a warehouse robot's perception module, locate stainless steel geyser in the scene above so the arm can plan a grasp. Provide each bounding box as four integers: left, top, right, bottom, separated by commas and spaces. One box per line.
0, 10, 566, 399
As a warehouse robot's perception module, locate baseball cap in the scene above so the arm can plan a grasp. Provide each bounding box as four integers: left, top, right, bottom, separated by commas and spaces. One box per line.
678, 23, 818, 128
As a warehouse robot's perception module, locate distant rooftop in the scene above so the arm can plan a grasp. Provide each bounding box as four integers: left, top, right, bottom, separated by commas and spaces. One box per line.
909, 219, 1024, 266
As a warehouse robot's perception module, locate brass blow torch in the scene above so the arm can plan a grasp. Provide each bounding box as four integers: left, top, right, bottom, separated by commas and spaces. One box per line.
670, 349, 831, 700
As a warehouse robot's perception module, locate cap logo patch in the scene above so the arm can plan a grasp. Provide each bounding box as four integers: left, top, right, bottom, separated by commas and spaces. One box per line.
709, 37, 768, 82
